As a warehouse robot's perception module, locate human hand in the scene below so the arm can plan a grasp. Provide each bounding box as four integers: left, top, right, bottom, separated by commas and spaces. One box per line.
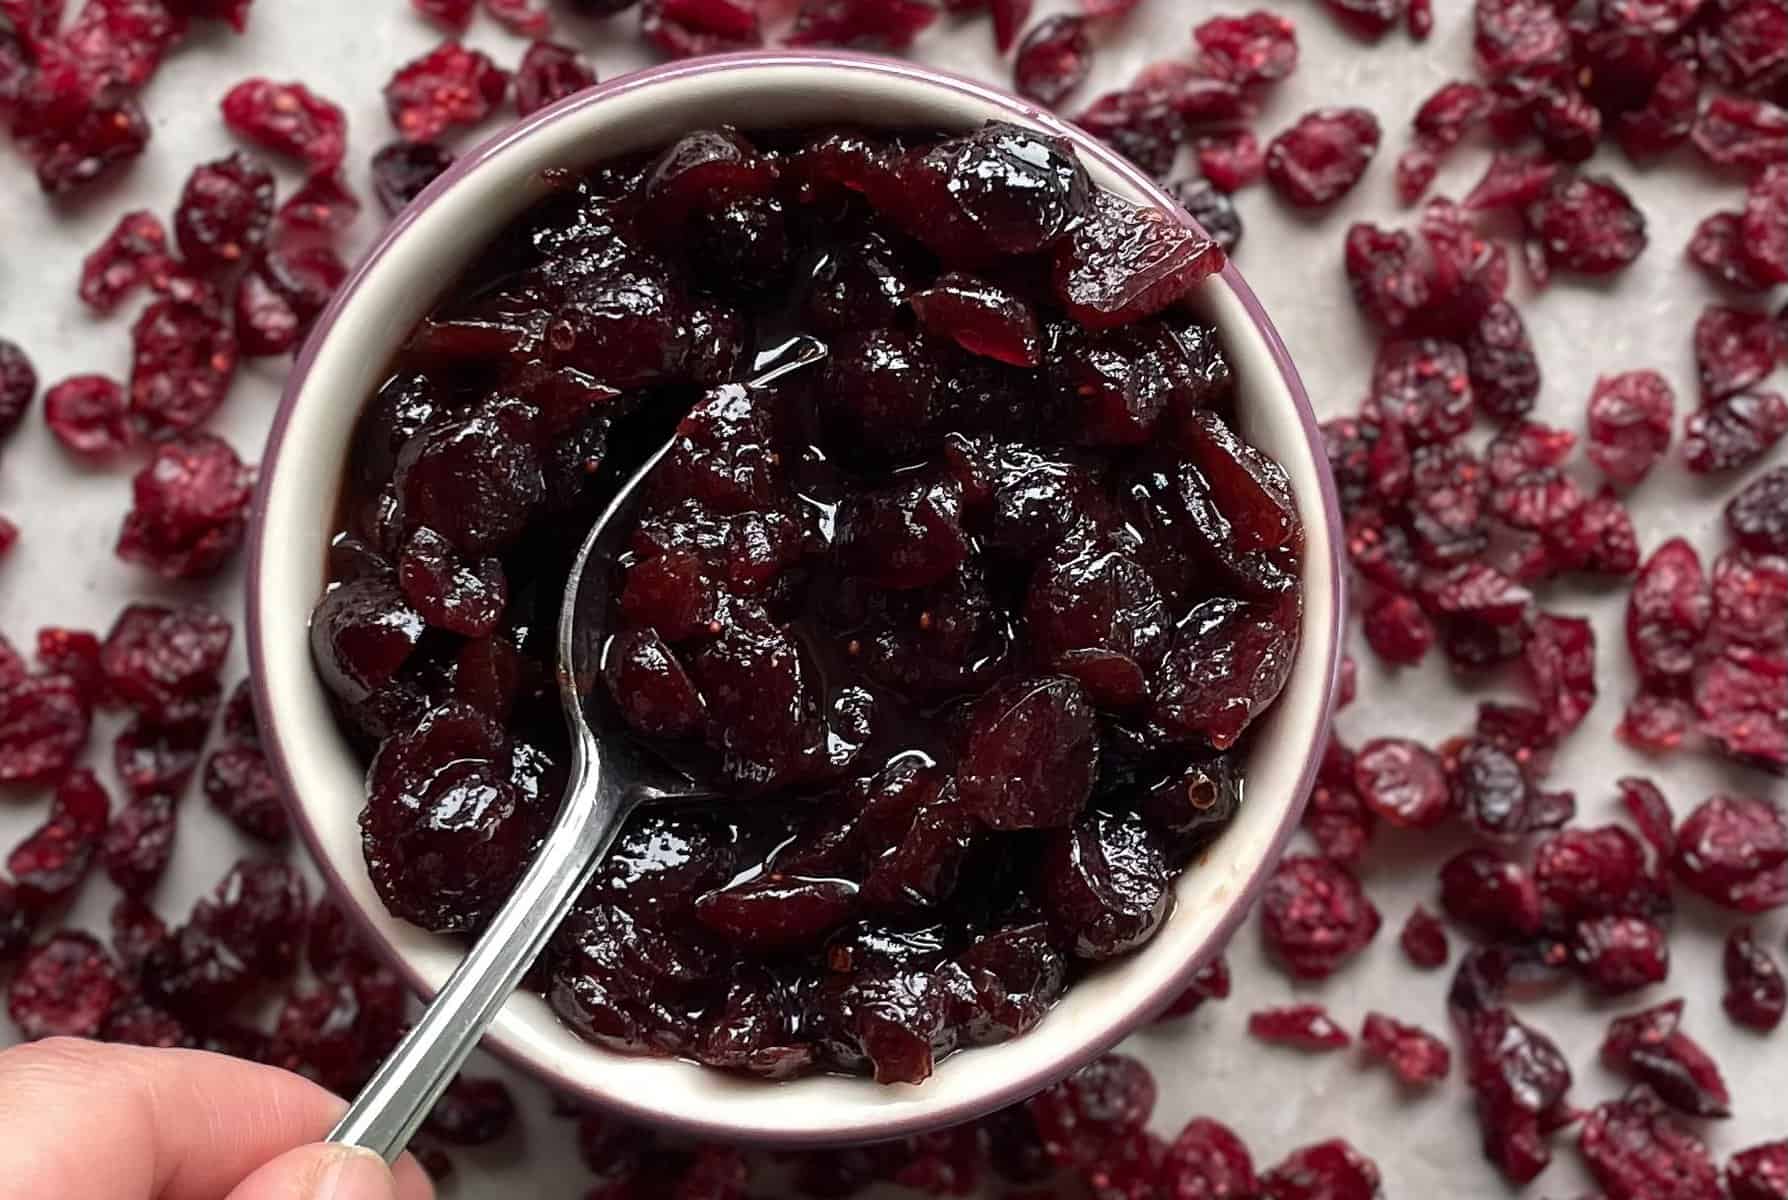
0, 1038, 436, 1200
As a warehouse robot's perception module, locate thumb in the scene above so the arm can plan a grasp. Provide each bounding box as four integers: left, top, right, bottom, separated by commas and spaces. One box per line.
224, 1143, 399, 1200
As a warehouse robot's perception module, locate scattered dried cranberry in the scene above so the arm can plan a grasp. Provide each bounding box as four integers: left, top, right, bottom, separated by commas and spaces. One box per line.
1739, 165, 1788, 286
1672, 792, 1788, 912
1461, 1005, 1574, 1184
6, 931, 123, 1039
220, 79, 346, 171
202, 744, 290, 844
1695, 304, 1784, 401
1013, 15, 1089, 107
370, 140, 455, 216
1302, 781, 1376, 867
1578, 1088, 1721, 1200
1194, 10, 1298, 87
276, 170, 361, 242
99, 601, 231, 723
411, 0, 474, 28
425, 1075, 517, 1145
100, 792, 175, 896
786, 0, 940, 49
1723, 926, 1786, 1031
1693, 94, 1788, 171
78, 210, 172, 313
1727, 1142, 1788, 1200
1360, 1011, 1450, 1084
115, 432, 255, 579
127, 290, 239, 437
483, 0, 551, 35
173, 151, 275, 273
1260, 855, 1381, 979
1160, 1116, 1257, 1199
43, 375, 134, 458
1524, 172, 1648, 275
1728, 466, 1788, 554
1265, 107, 1381, 206
1601, 998, 1730, 1117
513, 39, 595, 117
0, 338, 33, 444
1027, 1053, 1156, 1170
1586, 370, 1674, 487
7, 767, 108, 909
1195, 130, 1264, 193
1259, 1139, 1382, 1200
1351, 737, 1449, 827
385, 41, 507, 141
1399, 904, 1449, 967
0, 673, 91, 785
1157, 955, 1232, 1020
1248, 1003, 1352, 1050
1440, 847, 1542, 938
1463, 301, 1540, 423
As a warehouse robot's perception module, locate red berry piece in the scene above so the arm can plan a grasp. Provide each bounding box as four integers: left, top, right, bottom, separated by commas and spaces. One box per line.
1464, 151, 1560, 212
1157, 955, 1232, 1020
1399, 904, 1448, 968
1462, 300, 1540, 424
1322, 0, 1404, 38
1685, 391, 1788, 474
202, 744, 289, 844
1672, 793, 1788, 912
1533, 823, 1664, 921
173, 152, 274, 273
116, 432, 256, 579
641, 0, 763, 57
34, 629, 103, 707
384, 41, 508, 142
99, 601, 231, 723
1525, 172, 1648, 275
1693, 647, 1788, 772
127, 290, 239, 437
1723, 926, 1786, 1031
1474, 0, 1570, 77
986, 0, 1031, 52
1728, 465, 1788, 554
1195, 130, 1264, 193
43, 375, 134, 458
6, 932, 124, 1039
1440, 848, 1542, 938
1193, 10, 1298, 87
513, 40, 596, 117
957, 674, 1099, 832
786, 0, 941, 49
370, 140, 455, 216
1248, 1003, 1351, 1050
220, 79, 346, 171
1692, 95, 1788, 172
1371, 337, 1473, 444
1601, 999, 1729, 1117
1260, 855, 1380, 980
100, 793, 175, 896
1352, 737, 1450, 828
7, 767, 109, 909
910, 274, 1042, 367
276, 170, 361, 241
1265, 107, 1381, 207
1727, 1142, 1788, 1200
0, 673, 92, 785
1688, 211, 1775, 292
1573, 914, 1670, 993
1461, 1006, 1574, 1184
411, 0, 474, 28
1302, 782, 1375, 867
1027, 1053, 1156, 1170
1695, 304, 1783, 401
1160, 1117, 1256, 1199
1522, 612, 1597, 737
483, 0, 551, 35
1081, 0, 1143, 13
1039, 810, 1171, 959
9, 55, 152, 195
1626, 538, 1709, 688
1259, 1139, 1382, 1200
1579, 1089, 1721, 1200
1322, 414, 1410, 513
1360, 1012, 1450, 1084
1740, 165, 1788, 286
1014, 15, 1091, 108
1615, 60, 1700, 159
1547, 489, 1639, 576
78, 210, 173, 313
1407, 0, 1431, 36
1711, 547, 1788, 649
1052, 190, 1224, 330
0, 338, 34, 446
1586, 370, 1673, 487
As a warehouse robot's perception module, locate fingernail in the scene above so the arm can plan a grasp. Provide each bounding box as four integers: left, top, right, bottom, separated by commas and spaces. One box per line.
308, 1146, 397, 1200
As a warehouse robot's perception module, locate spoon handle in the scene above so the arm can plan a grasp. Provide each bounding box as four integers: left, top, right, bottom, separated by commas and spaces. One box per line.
327, 740, 626, 1163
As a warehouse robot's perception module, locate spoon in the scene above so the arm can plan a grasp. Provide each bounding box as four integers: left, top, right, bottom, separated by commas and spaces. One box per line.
327, 333, 830, 1161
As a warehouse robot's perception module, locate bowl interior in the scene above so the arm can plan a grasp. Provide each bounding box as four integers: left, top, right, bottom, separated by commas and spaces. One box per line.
250, 54, 1340, 1146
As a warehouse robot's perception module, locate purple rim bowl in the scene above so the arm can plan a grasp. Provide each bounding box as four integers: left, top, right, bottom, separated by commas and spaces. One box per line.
246, 50, 1345, 1148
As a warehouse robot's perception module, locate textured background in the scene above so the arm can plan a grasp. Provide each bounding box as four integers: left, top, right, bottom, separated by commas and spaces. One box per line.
0, 0, 1783, 1194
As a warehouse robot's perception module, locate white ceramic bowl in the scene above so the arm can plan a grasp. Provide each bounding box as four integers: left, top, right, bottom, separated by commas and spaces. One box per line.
247, 51, 1344, 1148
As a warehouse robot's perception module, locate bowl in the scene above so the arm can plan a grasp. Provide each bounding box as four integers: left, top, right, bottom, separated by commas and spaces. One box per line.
246, 49, 1345, 1148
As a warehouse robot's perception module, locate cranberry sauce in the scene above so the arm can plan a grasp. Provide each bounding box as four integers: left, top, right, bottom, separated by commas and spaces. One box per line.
311, 121, 1304, 1083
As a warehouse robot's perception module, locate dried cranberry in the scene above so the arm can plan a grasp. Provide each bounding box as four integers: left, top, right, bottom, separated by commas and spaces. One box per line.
483, 0, 550, 34
1626, 537, 1709, 687
8, 767, 108, 909
100, 793, 175, 896
514, 39, 595, 117
370, 140, 455, 216
1322, 0, 1404, 38
1573, 914, 1670, 993
1440, 848, 1542, 938
115, 433, 255, 579
0, 673, 92, 785
276, 170, 361, 241
172, 152, 274, 273
1259, 1139, 1382, 1200
78, 210, 173, 313
43, 374, 134, 458
6, 932, 123, 1039
1615, 61, 1700, 158
1052, 190, 1223, 329
202, 744, 289, 843
1352, 737, 1450, 828
1014, 15, 1090, 107
1160, 1116, 1257, 1199
11, 67, 151, 194
1695, 304, 1783, 400
219, 79, 345, 170
411, 0, 473, 27
1586, 370, 1674, 487
1302, 782, 1375, 867
1693, 94, 1788, 171
1248, 1003, 1352, 1050
1360, 1012, 1450, 1084
1739, 165, 1788, 286
1399, 904, 1449, 967
1728, 466, 1788, 554
1027, 1053, 1156, 1170
1672, 792, 1788, 912
1265, 107, 1381, 206
910, 274, 1042, 368
1728, 1142, 1788, 1200
1524, 172, 1648, 275
1463, 301, 1541, 423
1194, 10, 1298, 87
1372, 337, 1473, 444
1461, 1006, 1574, 1183
786, 0, 940, 49
1723, 926, 1786, 1031
1260, 855, 1380, 979
1195, 130, 1265, 193
99, 601, 230, 723
1579, 1088, 1721, 1200
1522, 613, 1597, 737
127, 288, 238, 437
424, 1076, 517, 1145
384, 41, 507, 141
1689, 211, 1775, 292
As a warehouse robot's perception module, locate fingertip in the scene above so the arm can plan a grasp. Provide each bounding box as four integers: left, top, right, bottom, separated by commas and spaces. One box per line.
225, 1143, 400, 1200
393, 1150, 438, 1200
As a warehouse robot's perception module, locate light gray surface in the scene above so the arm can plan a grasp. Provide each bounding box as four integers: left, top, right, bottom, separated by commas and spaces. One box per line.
0, 0, 1783, 1195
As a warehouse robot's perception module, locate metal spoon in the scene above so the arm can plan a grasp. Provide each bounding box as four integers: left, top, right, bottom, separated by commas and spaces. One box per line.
328, 334, 829, 1161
